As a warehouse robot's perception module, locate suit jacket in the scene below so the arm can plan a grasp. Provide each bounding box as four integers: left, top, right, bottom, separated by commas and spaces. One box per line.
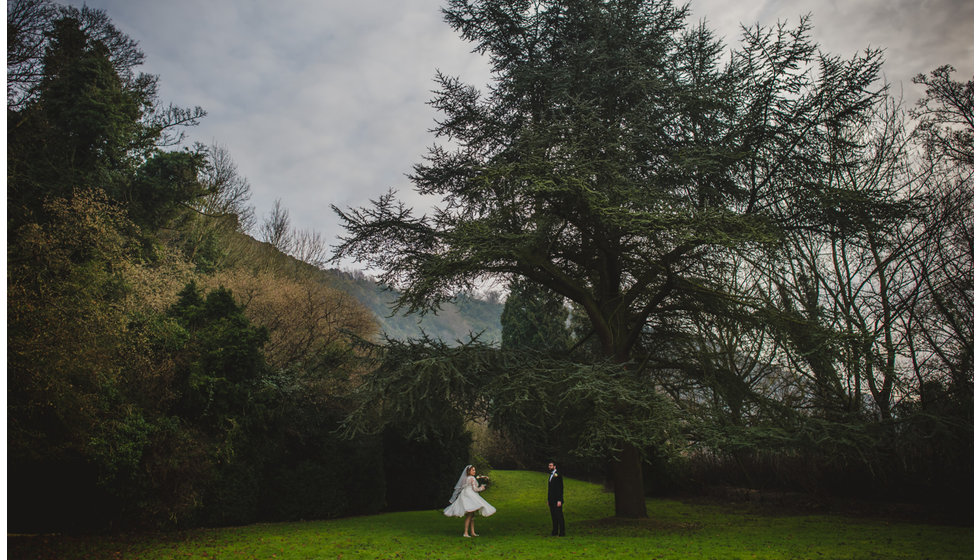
548, 471, 564, 504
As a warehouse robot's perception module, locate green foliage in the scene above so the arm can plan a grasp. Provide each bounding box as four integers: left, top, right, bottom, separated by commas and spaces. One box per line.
487, 358, 681, 467
342, 335, 681, 476
9, 13, 141, 208
500, 277, 571, 353
265, 460, 349, 519
252, 391, 386, 522
7, 197, 388, 531
166, 282, 269, 436
672, 397, 973, 510
333, 1, 885, 362
170, 283, 268, 379
341, 333, 497, 443
128, 149, 208, 230
8, 189, 144, 530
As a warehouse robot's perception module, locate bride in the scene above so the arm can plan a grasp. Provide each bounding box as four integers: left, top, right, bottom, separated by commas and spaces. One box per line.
443, 465, 496, 537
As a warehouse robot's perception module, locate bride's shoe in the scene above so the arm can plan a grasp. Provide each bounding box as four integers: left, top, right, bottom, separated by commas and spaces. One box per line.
471, 533, 479, 537
463, 533, 470, 538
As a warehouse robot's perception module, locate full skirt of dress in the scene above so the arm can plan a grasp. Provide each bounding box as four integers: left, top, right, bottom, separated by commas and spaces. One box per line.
443, 485, 496, 517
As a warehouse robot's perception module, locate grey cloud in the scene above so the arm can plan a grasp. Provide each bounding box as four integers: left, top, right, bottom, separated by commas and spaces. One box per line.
70, 0, 971, 270
689, 0, 973, 95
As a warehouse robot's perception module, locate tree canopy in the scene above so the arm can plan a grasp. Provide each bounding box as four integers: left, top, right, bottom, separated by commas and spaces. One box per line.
7, 0, 206, 231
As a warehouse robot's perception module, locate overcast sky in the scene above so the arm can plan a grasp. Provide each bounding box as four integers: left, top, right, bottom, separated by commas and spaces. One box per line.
69, 0, 973, 271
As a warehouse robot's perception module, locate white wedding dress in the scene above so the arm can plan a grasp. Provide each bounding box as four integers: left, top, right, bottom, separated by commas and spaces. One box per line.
443, 475, 496, 517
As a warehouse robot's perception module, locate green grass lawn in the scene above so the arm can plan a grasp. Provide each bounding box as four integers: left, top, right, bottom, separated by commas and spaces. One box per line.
9, 470, 972, 559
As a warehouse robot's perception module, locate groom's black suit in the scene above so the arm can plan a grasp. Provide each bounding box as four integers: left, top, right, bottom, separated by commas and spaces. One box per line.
548, 470, 565, 536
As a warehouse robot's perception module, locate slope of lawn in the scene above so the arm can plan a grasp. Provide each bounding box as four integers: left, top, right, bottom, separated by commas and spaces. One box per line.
8, 470, 972, 559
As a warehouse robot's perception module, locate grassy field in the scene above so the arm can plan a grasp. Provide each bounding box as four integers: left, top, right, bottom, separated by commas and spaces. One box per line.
8, 470, 972, 559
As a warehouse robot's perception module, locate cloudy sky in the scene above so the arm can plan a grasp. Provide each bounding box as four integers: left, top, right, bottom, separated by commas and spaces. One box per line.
69, 0, 973, 270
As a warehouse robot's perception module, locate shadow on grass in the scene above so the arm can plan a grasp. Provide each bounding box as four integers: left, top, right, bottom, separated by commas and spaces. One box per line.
578, 516, 702, 535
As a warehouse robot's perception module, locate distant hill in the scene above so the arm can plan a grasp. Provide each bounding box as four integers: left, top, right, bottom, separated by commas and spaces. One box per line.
221, 232, 503, 345
323, 269, 503, 345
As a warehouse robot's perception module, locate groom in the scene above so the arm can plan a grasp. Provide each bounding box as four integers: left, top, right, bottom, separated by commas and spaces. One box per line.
547, 461, 565, 536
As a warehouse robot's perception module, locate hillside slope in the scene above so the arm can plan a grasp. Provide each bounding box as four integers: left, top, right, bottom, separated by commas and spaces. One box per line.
323, 269, 503, 344
224, 232, 502, 344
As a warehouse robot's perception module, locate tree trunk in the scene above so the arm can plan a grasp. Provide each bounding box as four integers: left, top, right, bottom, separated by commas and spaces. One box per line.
611, 444, 647, 518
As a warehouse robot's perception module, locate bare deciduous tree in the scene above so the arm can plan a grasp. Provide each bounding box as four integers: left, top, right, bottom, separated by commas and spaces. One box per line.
261, 199, 293, 254
290, 227, 329, 269
906, 66, 974, 400
196, 142, 255, 232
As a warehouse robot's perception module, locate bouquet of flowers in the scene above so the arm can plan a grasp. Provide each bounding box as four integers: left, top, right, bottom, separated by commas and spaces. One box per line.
476, 475, 491, 488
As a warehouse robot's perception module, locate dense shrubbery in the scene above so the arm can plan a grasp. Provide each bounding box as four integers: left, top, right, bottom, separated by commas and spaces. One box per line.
6, 0, 463, 532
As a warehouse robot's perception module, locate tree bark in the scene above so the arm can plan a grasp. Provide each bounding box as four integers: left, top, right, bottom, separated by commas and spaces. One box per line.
611, 444, 647, 518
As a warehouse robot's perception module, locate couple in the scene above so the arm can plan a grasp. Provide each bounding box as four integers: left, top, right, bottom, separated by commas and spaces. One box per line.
442, 462, 566, 538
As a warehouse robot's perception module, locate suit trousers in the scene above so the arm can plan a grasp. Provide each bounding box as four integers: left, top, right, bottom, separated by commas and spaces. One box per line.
549, 502, 565, 536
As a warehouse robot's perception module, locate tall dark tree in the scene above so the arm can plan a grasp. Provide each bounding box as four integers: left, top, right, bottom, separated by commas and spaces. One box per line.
9, 13, 141, 218
332, 0, 884, 517
7, 0, 143, 110
7, 1, 206, 230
